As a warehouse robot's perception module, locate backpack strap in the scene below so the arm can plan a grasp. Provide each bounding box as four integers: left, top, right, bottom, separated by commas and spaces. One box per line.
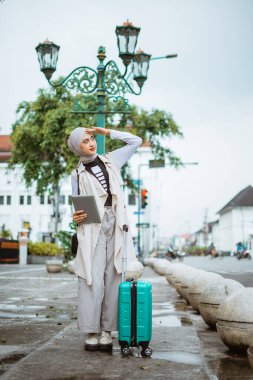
75, 169, 80, 195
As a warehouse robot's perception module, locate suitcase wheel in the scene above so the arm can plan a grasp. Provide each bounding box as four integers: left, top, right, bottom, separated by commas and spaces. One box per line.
141, 347, 153, 357
121, 346, 130, 357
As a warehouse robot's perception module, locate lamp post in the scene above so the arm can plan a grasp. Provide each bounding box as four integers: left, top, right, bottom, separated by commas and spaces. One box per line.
35, 21, 177, 154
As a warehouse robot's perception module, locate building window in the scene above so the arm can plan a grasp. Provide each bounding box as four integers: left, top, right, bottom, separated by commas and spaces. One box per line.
0, 196, 4, 205
27, 195, 32, 205
7, 196, 11, 205
68, 195, 72, 206
40, 195, 45, 205
20, 195, 24, 205
59, 195, 65, 205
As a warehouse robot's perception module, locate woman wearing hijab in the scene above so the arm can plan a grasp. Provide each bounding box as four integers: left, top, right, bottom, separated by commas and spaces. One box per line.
67, 126, 142, 351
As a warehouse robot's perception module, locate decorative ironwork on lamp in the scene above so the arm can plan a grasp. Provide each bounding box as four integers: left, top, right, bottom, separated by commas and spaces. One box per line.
35, 38, 60, 80
35, 23, 177, 155
115, 20, 140, 66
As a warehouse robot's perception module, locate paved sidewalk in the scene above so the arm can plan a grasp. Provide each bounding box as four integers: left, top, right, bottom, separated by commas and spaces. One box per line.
0, 265, 252, 379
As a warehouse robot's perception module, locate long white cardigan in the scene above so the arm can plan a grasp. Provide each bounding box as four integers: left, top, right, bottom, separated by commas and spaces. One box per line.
72, 130, 142, 285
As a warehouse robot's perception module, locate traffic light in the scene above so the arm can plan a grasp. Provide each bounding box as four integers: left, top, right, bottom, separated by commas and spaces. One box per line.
141, 189, 148, 209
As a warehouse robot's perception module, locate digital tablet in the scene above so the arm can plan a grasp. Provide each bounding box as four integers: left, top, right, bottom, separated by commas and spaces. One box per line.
72, 195, 102, 224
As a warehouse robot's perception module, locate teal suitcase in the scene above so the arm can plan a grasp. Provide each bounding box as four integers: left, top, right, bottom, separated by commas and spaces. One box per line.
118, 225, 152, 357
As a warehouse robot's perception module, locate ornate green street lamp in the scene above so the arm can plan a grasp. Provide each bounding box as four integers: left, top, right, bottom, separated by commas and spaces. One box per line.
115, 20, 140, 66
35, 21, 176, 154
132, 49, 151, 88
35, 39, 60, 80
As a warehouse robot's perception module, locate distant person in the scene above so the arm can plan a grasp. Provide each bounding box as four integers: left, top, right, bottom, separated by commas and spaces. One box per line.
236, 242, 244, 254
208, 242, 218, 258
67, 126, 142, 352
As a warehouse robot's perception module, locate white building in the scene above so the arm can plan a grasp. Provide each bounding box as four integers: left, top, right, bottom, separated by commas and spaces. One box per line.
217, 186, 253, 252
192, 220, 219, 248
191, 186, 253, 253
0, 163, 73, 242
0, 135, 73, 241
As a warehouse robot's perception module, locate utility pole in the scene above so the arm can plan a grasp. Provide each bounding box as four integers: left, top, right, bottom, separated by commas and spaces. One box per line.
203, 208, 209, 247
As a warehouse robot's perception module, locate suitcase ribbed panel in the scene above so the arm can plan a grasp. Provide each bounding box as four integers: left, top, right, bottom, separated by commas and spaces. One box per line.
118, 282, 132, 345
136, 281, 152, 345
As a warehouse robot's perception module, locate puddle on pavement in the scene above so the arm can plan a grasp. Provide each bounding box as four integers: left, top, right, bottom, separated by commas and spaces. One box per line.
153, 315, 181, 327
0, 307, 72, 320
112, 347, 202, 365
152, 310, 172, 317
7, 297, 23, 301
152, 351, 203, 365
211, 356, 252, 378
0, 311, 48, 320
34, 297, 49, 302
0, 304, 46, 311
153, 301, 189, 313
0, 345, 23, 357
153, 302, 175, 312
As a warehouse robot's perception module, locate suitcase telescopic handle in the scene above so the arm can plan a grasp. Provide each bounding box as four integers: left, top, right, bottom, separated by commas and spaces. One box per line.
122, 224, 128, 282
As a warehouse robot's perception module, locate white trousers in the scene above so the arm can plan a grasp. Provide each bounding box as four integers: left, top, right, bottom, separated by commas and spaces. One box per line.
77, 207, 121, 333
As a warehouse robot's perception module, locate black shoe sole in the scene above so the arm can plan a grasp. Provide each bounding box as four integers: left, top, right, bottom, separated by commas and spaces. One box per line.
99, 344, 113, 352
85, 344, 99, 351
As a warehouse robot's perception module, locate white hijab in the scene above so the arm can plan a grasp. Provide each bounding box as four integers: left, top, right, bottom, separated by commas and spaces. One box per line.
67, 127, 97, 164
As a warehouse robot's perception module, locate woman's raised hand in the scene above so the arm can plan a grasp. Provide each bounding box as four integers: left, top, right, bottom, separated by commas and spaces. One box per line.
73, 210, 87, 224
86, 127, 110, 136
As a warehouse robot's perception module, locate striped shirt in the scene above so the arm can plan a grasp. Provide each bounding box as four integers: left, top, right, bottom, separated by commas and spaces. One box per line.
83, 156, 112, 206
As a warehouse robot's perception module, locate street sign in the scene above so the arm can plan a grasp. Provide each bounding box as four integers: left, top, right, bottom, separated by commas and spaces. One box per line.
128, 194, 136, 205
134, 211, 144, 215
136, 223, 150, 228
149, 159, 165, 168
133, 179, 142, 185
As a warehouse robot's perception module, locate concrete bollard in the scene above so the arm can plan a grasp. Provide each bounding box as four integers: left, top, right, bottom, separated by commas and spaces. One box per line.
153, 259, 171, 276
143, 258, 156, 267
169, 264, 189, 288
179, 269, 204, 303
217, 288, 253, 352
146, 257, 158, 268
18, 232, 28, 265
165, 263, 185, 285
247, 330, 253, 368
46, 259, 63, 273
67, 260, 75, 274
169, 265, 193, 296
199, 279, 244, 328
126, 260, 144, 280
248, 347, 253, 369
187, 272, 224, 312
143, 258, 151, 266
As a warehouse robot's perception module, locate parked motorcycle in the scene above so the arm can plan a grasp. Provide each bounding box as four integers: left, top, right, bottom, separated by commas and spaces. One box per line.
236, 250, 252, 260
166, 247, 186, 261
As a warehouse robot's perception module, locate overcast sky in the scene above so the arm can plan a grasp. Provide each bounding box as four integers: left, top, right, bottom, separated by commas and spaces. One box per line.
1, 0, 253, 236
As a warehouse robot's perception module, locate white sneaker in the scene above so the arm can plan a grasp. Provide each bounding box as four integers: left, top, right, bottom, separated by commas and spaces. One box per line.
84, 333, 99, 351
99, 331, 113, 351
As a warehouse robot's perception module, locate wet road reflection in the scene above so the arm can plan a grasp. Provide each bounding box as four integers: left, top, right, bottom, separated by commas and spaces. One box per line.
152, 351, 203, 365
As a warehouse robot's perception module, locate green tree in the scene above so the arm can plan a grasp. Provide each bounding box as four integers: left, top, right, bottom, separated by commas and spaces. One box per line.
0, 225, 13, 240
9, 84, 182, 231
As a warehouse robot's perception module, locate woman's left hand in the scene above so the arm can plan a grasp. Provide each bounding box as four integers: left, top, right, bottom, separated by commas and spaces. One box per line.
86, 127, 111, 136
